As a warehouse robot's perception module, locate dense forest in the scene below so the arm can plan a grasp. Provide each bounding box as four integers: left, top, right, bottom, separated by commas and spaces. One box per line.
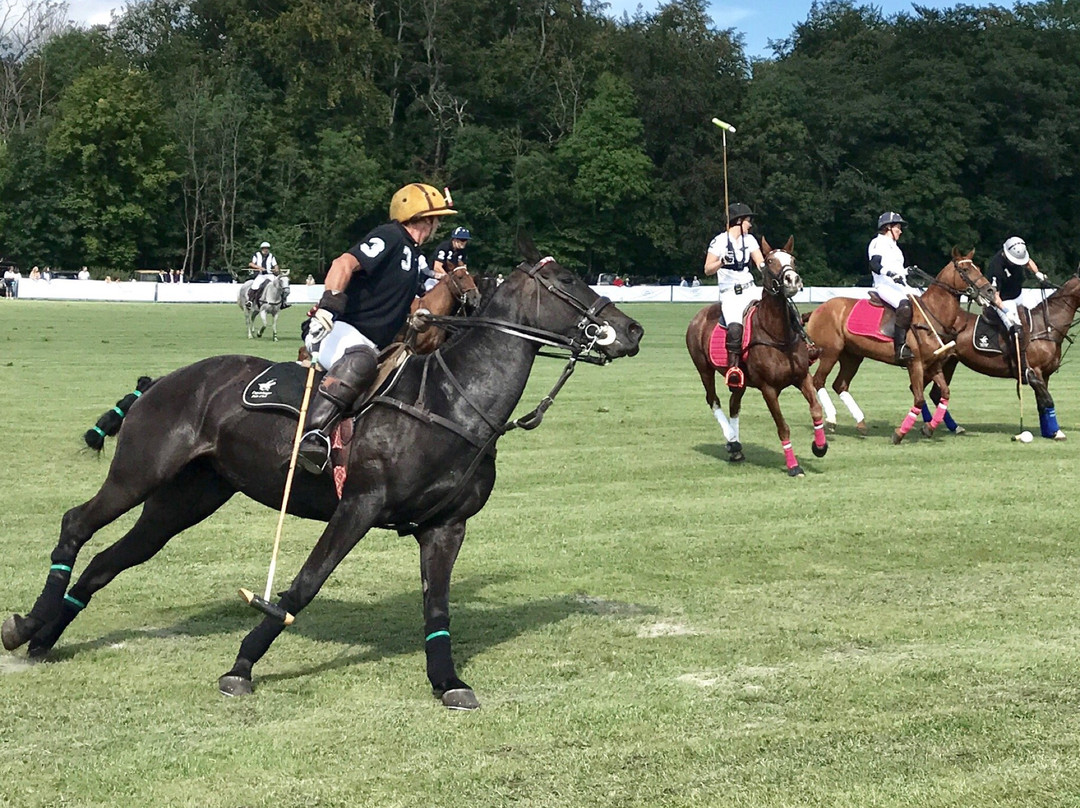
1, 0, 1078, 283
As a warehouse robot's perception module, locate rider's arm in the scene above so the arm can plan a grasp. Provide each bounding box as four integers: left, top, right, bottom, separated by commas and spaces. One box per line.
703, 251, 722, 276
750, 248, 765, 272
323, 252, 361, 294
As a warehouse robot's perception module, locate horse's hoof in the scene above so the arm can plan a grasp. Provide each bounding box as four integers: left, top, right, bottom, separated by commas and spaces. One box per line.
891, 430, 905, 445
855, 421, 869, 437
952, 425, 966, 435
825, 421, 837, 435
788, 465, 805, 477
272, 336, 279, 342
811, 442, 828, 458
439, 688, 481, 711
726, 442, 745, 463
920, 423, 935, 438
1053, 430, 1067, 441
2, 614, 29, 651
218, 674, 253, 697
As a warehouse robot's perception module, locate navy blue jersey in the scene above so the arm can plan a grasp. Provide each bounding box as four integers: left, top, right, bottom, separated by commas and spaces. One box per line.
431, 239, 467, 270
342, 222, 429, 348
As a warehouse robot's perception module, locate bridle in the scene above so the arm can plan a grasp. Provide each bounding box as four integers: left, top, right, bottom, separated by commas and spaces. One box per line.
760, 250, 801, 299
443, 264, 477, 309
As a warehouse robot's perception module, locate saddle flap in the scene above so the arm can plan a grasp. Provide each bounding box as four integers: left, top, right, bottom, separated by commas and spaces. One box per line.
972, 307, 1007, 354
707, 307, 756, 368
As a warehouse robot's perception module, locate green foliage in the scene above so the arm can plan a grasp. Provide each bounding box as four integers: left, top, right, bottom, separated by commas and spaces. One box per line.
2, 0, 1080, 283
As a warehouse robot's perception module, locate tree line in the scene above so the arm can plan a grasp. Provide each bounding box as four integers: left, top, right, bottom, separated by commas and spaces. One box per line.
0, 0, 1077, 284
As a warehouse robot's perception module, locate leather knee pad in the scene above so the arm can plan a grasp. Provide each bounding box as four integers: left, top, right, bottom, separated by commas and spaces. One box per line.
320, 344, 379, 408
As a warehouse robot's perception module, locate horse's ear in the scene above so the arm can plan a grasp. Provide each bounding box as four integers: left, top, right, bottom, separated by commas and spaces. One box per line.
783, 236, 794, 253
517, 231, 541, 265
965, 248, 975, 260
759, 236, 772, 254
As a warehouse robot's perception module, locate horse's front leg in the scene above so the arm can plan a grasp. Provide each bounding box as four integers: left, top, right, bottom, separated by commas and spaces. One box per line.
257, 310, 267, 338
892, 359, 930, 444
271, 311, 279, 342
919, 366, 952, 438
218, 492, 380, 696
416, 520, 478, 710
726, 388, 746, 462
798, 373, 828, 458
761, 385, 803, 477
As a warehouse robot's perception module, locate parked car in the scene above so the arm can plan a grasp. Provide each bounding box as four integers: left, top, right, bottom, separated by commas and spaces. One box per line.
192, 270, 237, 283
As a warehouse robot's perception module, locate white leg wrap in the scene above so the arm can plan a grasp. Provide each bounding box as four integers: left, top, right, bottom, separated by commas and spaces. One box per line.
816, 388, 838, 423
839, 391, 865, 423
712, 405, 735, 442
730, 416, 740, 443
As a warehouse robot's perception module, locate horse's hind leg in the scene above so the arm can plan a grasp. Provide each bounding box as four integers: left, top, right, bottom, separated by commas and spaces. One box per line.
20, 461, 236, 657
831, 352, 868, 435
811, 348, 841, 433
4, 431, 199, 652
271, 312, 279, 342
416, 521, 478, 709
257, 311, 267, 338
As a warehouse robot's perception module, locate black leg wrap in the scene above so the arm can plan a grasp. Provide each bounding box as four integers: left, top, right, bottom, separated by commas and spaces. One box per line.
424, 617, 456, 688
27, 599, 82, 658
27, 567, 73, 624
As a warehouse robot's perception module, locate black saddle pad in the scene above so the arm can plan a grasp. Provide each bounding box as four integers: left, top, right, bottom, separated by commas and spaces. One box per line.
973, 308, 1007, 355
242, 362, 324, 417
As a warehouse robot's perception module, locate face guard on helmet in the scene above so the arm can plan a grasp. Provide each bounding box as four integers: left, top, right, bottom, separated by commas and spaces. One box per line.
1003, 236, 1029, 266
389, 183, 457, 223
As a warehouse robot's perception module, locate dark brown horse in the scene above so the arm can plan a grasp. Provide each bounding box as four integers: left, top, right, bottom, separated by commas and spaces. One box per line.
921, 275, 1080, 439
403, 264, 481, 352
686, 237, 828, 476
2, 244, 643, 709
805, 249, 994, 443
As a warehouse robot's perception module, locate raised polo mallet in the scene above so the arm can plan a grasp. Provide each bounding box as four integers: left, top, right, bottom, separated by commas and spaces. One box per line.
238, 361, 318, 625
908, 293, 955, 357
712, 118, 737, 224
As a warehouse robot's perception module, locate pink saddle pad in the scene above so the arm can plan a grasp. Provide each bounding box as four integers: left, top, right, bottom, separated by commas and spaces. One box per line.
845, 299, 891, 342
707, 308, 757, 368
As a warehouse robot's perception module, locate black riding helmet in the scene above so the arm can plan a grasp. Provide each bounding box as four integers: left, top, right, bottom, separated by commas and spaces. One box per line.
727, 202, 754, 227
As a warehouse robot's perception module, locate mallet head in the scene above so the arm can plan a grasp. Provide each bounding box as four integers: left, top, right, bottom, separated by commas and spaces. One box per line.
711, 117, 737, 133
238, 588, 295, 625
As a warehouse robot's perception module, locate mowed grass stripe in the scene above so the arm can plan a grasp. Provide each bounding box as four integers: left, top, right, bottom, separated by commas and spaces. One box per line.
1, 299, 1080, 806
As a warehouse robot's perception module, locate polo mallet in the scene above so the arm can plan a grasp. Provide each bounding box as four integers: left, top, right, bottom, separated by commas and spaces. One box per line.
1011, 332, 1033, 443
238, 361, 318, 624
712, 118, 736, 225
908, 294, 955, 357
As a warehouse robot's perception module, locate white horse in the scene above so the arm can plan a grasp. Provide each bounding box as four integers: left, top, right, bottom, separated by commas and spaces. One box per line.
238, 274, 290, 341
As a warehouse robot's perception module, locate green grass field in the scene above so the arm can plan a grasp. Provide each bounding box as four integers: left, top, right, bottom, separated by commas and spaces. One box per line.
3, 299, 1080, 807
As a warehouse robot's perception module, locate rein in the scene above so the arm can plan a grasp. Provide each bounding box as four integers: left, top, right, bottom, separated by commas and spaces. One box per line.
372, 260, 616, 533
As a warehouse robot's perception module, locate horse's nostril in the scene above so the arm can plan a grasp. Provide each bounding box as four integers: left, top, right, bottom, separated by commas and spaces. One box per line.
628, 322, 644, 343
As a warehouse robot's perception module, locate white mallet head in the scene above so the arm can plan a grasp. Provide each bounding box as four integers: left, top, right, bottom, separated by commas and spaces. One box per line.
711, 118, 736, 133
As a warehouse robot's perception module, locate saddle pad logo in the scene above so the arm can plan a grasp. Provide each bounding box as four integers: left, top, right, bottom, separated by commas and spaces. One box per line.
249, 376, 281, 400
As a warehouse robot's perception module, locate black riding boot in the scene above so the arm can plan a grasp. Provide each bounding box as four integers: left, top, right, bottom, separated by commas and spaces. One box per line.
893, 299, 913, 365
297, 345, 379, 474
280, 287, 291, 309
1010, 325, 1032, 384
248, 286, 261, 307
724, 323, 745, 389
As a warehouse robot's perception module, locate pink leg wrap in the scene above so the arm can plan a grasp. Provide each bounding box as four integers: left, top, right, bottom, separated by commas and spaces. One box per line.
929, 398, 950, 429
898, 406, 920, 435
812, 419, 827, 448
782, 441, 798, 469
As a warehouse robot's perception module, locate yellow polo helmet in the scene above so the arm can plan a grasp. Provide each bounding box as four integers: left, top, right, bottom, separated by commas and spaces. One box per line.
389, 183, 457, 223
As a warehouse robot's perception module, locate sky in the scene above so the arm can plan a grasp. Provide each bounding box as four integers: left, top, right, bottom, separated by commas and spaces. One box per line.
603, 0, 974, 58
66, 0, 973, 58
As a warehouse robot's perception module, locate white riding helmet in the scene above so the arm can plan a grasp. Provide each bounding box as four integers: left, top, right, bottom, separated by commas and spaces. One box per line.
1003, 236, 1028, 266
259, 241, 271, 249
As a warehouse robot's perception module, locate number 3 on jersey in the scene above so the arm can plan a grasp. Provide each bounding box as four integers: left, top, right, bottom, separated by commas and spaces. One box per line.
359, 237, 386, 258
400, 245, 413, 271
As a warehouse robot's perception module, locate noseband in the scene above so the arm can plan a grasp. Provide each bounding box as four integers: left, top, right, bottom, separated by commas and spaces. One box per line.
517, 257, 618, 353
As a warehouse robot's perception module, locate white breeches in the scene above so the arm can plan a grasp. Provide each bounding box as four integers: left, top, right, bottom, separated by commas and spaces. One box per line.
422, 277, 439, 292
719, 286, 763, 326
316, 321, 377, 369
871, 275, 920, 309
252, 274, 272, 290
995, 298, 1021, 330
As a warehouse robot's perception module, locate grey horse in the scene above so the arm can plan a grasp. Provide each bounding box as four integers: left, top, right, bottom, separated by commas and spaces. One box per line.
238, 274, 290, 341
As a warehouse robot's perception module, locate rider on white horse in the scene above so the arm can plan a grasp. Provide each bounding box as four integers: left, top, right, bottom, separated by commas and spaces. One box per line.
247, 242, 290, 308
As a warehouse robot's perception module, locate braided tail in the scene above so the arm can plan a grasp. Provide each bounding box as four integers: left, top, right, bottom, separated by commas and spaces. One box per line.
83, 376, 156, 452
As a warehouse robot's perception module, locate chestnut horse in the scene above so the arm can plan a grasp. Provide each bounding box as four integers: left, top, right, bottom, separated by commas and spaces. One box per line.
920, 275, 1080, 439
686, 237, 828, 476
402, 264, 481, 352
806, 249, 994, 443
